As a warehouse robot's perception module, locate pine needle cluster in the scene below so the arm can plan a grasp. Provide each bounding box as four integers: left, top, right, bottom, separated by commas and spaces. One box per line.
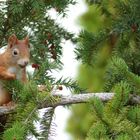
68, 0, 140, 139
0, 0, 81, 139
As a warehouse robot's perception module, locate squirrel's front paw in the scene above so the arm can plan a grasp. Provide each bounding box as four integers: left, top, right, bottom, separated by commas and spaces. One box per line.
6, 73, 16, 80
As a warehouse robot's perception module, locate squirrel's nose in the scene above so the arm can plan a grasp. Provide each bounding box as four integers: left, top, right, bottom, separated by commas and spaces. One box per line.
18, 59, 29, 68
24, 61, 28, 66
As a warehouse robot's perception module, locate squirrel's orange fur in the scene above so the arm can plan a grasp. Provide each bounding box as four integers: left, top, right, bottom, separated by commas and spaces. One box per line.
0, 34, 30, 105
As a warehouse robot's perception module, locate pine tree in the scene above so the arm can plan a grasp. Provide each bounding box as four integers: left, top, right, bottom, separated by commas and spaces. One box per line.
67, 0, 140, 140
0, 0, 81, 139
2, 0, 140, 140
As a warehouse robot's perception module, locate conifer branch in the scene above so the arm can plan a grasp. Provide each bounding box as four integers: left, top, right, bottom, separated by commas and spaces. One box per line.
40, 93, 140, 108
1, 93, 140, 116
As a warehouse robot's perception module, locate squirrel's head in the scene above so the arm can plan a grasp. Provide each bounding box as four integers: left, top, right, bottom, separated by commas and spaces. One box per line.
8, 34, 30, 68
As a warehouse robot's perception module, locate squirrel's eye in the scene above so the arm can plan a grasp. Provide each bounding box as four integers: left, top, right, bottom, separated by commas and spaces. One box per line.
12, 49, 19, 56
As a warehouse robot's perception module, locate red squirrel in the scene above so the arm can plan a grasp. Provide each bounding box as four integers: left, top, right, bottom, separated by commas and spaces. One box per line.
0, 34, 30, 105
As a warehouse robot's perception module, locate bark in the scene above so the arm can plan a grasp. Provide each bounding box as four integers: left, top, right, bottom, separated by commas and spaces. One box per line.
40, 92, 114, 108
1, 92, 140, 116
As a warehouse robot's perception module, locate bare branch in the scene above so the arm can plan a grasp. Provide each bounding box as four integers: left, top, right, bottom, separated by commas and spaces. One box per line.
40, 93, 140, 108
1, 93, 140, 116
0, 105, 15, 116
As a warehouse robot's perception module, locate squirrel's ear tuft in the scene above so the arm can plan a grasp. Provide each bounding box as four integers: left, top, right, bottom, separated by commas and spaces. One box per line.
24, 36, 29, 45
8, 34, 18, 48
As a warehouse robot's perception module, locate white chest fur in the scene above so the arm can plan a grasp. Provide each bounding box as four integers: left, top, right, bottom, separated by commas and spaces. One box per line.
7, 67, 22, 80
